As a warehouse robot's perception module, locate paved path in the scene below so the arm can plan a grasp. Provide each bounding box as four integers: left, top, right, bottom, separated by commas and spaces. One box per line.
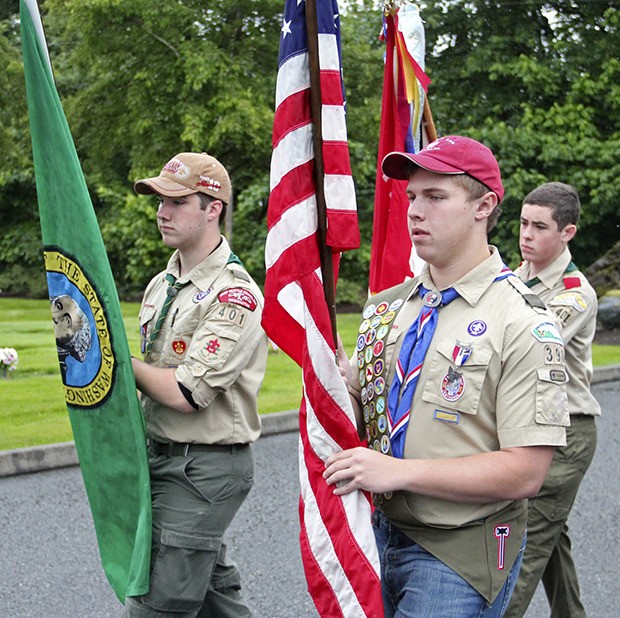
0, 379, 618, 617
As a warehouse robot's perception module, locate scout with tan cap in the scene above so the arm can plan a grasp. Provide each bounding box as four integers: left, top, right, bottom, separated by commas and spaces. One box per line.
134, 152, 232, 204
127, 150, 266, 616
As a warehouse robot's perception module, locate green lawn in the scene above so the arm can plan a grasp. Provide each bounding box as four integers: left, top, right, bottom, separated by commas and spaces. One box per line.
1, 297, 618, 451
0, 298, 360, 450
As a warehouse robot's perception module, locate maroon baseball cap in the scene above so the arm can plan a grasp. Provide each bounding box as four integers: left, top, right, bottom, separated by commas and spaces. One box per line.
381, 136, 504, 202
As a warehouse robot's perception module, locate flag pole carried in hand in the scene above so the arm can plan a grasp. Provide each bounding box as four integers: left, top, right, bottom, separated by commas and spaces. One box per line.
304, 0, 338, 348
263, 0, 384, 615
20, 0, 151, 602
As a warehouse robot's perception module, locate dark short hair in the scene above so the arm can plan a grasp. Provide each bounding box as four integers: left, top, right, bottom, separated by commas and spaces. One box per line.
522, 182, 580, 230
197, 192, 227, 225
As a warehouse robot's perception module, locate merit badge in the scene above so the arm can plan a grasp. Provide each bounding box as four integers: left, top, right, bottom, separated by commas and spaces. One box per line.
374, 376, 386, 395
363, 304, 376, 319
441, 367, 465, 402
389, 299, 404, 311
171, 339, 187, 355
367, 381, 375, 401
376, 325, 389, 340
370, 421, 378, 439
373, 340, 385, 357
370, 315, 382, 329
365, 365, 374, 384
375, 301, 389, 315
363, 405, 370, 423
365, 346, 373, 364
381, 435, 391, 454
374, 358, 384, 375
381, 311, 396, 325
369, 401, 376, 418
365, 329, 376, 346
357, 350, 365, 369
467, 320, 487, 336
365, 426, 372, 443
377, 415, 387, 433
376, 396, 386, 414
452, 341, 472, 367
357, 334, 366, 351
372, 440, 381, 452
359, 369, 366, 386
359, 319, 370, 334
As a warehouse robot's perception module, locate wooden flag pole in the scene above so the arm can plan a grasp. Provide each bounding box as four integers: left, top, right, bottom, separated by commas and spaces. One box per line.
423, 95, 437, 144
304, 0, 339, 349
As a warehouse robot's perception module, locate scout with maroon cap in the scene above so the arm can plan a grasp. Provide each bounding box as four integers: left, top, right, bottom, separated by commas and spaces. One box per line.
126, 152, 267, 617
324, 136, 569, 616
382, 135, 505, 201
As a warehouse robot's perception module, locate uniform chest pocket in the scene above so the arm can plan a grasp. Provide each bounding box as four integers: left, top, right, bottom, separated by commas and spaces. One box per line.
421, 339, 493, 415
168, 309, 201, 338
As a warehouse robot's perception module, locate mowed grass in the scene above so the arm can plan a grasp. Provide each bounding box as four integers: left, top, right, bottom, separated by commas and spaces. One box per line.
0, 298, 360, 450
1, 298, 619, 451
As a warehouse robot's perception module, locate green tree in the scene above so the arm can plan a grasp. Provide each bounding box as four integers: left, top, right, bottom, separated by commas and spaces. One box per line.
421, 0, 620, 269
0, 8, 45, 296
2, 0, 619, 299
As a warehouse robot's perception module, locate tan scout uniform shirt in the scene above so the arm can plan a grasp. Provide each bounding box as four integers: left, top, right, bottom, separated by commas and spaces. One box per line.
139, 237, 267, 445
515, 247, 601, 418
354, 248, 568, 602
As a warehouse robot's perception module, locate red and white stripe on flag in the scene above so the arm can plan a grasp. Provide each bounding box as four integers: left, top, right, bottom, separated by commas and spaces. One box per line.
263, 0, 383, 616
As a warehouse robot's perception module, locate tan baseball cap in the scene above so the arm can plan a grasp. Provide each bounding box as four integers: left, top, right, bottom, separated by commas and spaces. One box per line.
134, 152, 231, 204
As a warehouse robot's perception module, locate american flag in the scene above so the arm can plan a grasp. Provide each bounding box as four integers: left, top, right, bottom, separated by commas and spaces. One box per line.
368, 7, 431, 295
262, 0, 383, 615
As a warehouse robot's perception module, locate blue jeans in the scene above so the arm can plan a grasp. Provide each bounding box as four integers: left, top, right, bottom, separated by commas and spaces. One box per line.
373, 511, 525, 618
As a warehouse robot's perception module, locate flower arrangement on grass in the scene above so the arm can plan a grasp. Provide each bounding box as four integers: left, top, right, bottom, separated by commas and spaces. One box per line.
0, 347, 18, 378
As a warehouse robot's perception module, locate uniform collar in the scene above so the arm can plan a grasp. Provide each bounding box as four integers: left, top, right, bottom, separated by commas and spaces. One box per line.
409, 246, 509, 307
165, 236, 230, 290
519, 246, 572, 290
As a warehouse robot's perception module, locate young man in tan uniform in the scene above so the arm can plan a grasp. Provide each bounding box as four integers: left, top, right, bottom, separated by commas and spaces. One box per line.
125, 152, 267, 617
505, 182, 600, 618
324, 136, 569, 617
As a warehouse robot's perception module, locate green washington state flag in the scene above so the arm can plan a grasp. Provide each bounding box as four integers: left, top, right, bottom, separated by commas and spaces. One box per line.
20, 0, 151, 601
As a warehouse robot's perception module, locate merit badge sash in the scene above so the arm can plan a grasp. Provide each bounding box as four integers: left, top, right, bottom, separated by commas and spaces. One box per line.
356, 296, 408, 456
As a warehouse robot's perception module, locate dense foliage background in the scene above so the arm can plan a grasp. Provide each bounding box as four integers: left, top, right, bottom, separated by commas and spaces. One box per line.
1, 0, 618, 302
